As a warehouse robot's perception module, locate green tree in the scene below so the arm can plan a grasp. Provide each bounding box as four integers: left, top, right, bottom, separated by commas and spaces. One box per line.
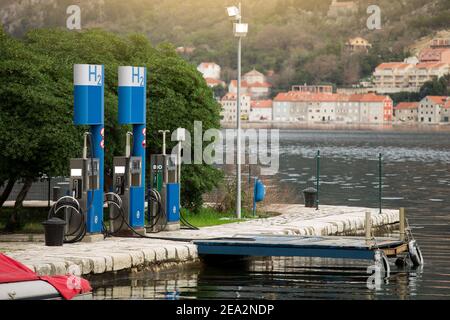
0, 28, 223, 229
0, 28, 82, 230
419, 75, 450, 98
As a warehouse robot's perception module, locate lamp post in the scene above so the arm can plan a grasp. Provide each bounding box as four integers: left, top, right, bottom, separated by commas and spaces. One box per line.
226, 3, 248, 219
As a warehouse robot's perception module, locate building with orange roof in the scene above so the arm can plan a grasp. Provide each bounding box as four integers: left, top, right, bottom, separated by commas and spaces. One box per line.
419, 96, 450, 124
220, 93, 251, 122
419, 48, 450, 64
204, 77, 226, 88
345, 37, 372, 53
372, 43, 450, 93
410, 63, 450, 88
249, 100, 273, 121
373, 62, 416, 91
228, 69, 272, 99
197, 62, 221, 80
327, 0, 357, 18
273, 91, 392, 124
394, 102, 419, 123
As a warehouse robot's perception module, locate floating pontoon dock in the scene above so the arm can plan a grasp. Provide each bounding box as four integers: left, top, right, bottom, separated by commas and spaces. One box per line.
194, 234, 408, 261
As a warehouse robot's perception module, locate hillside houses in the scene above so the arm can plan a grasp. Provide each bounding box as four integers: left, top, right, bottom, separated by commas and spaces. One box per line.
220, 93, 251, 122
273, 92, 393, 124
394, 102, 419, 123
372, 39, 450, 93
228, 69, 272, 99
197, 62, 225, 88
418, 96, 450, 124
392, 96, 450, 124
249, 100, 273, 121
327, 0, 357, 18
345, 37, 372, 53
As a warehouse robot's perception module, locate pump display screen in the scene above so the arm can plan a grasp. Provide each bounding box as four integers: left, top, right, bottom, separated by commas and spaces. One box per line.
71, 169, 82, 177
115, 166, 125, 174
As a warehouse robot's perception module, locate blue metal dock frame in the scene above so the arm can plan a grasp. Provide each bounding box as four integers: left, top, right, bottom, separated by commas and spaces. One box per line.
194, 235, 407, 261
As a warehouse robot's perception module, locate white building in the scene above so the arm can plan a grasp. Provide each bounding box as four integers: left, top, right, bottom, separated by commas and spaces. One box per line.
249, 100, 272, 121
418, 96, 450, 124
409, 62, 450, 88
373, 62, 415, 91
220, 93, 251, 122
372, 47, 450, 93
197, 62, 221, 80
273, 92, 393, 124
229, 69, 272, 99
394, 102, 419, 123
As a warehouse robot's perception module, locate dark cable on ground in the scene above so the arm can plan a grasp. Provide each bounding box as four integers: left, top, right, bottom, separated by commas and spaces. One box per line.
48, 132, 97, 243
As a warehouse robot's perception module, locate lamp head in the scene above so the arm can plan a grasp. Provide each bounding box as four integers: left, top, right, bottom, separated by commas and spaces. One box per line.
233, 23, 248, 37
226, 6, 240, 20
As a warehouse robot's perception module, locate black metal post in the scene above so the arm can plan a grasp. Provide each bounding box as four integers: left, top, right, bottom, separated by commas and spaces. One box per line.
379, 153, 382, 214
316, 150, 320, 210
47, 175, 51, 209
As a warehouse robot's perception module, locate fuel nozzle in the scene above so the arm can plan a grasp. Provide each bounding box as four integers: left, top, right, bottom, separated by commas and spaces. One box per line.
126, 131, 133, 158
82, 132, 91, 159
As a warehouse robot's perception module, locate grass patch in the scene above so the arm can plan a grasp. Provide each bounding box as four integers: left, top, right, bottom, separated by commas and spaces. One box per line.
181, 207, 274, 228
0, 207, 48, 234
0, 205, 278, 233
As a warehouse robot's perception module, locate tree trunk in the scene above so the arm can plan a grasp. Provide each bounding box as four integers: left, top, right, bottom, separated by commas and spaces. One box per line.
5, 177, 33, 232
0, 177, 16, 208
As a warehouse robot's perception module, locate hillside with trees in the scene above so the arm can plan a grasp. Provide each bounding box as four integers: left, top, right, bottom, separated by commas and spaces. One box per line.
1, 0, 449, 95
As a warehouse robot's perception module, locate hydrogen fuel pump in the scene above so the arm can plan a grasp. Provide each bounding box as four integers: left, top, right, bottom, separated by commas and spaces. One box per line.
66, 133, 101, 238
109, 132, 145, 235
105, 66, 147, 236
48, 64, 105, 243
147, 130, 181, 232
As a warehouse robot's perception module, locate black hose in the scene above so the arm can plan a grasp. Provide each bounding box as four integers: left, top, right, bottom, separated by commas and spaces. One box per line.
47, 132, 98, 243
48, 199, 86, 243
180, 211, 199, 230
102, 191, 203, 242
146, 189, 168, 231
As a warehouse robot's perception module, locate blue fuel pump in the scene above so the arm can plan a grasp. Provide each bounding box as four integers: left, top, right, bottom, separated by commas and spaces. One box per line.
111, 66, 147, 233
48, 64, 105, 243
72, 64, 105, 235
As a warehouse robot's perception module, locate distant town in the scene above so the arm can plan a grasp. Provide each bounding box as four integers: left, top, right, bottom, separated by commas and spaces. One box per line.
196, 36, 450, 126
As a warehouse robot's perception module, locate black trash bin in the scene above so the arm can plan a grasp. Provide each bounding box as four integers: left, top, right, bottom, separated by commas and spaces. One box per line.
52, 186, 61, 202
42, 218, 66, 246
303, 187, 317, 208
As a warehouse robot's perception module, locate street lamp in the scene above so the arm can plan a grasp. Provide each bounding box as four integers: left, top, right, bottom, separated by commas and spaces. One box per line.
226, 3, 248, 219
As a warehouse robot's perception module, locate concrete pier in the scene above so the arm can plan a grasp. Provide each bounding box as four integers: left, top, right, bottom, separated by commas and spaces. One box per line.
0, 205, 399, 276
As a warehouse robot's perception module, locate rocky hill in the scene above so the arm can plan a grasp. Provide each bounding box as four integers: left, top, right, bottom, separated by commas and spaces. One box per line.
1, 0, 449, 91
